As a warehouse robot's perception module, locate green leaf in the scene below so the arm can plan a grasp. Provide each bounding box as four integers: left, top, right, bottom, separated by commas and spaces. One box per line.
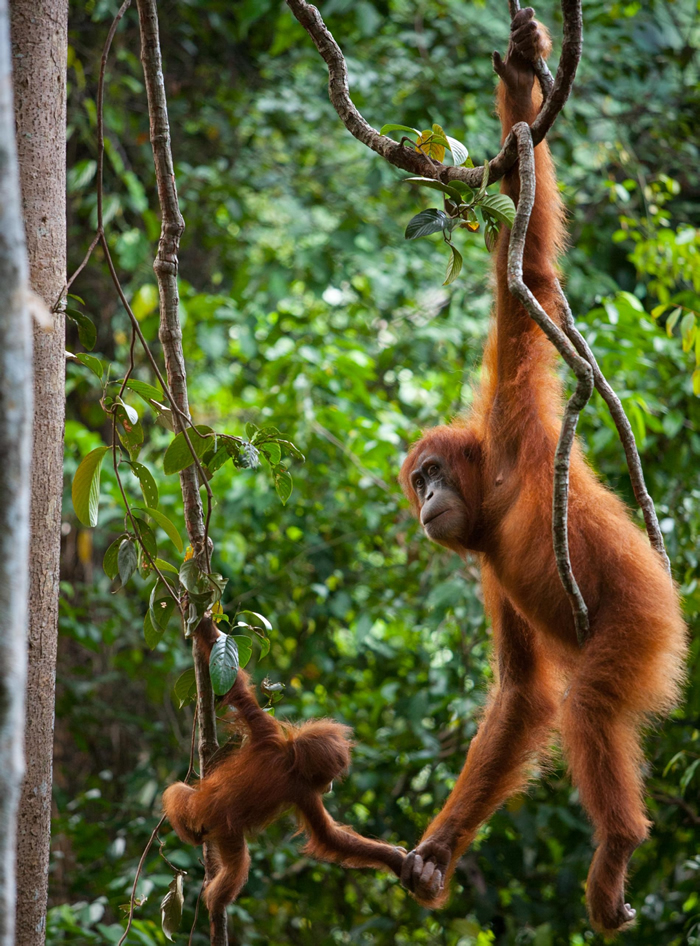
462, 208, 480, 232
154, 558, 179, 575
484, 221, 501, 253
134, 506, 183, 552
681, 312, 696, 352
117, 398, 138, 425
134, 518, 158, 561
261, 442, 281, 465
480, 193, 516, 227
179, 558, 210, 595
122, 378, 165, 403
693, 368, 700, 396
150, 584, 175, 631
680, 757, 700, 794
662, 750, 685, 778
66, 307, 97, 351
118, 538, 138, 585
185, 597, 208, 636
161, 873, 184, 942
415, 129, 446, 161
128, 461, 159, 508
207, 438, 244, 474
651, 302, 669, 320
144, 608, 164, 649
76, 352, 104, 380
665, 307, 682, 337
258, 635, 270, 659
163, 425, 214, 475
379, 123, 420, 137
72, 446, 109, 527
174, 668, 197, 707
405, 208, 450, 240
154, 406, 175, 432
115, 404, 144, 459
274, 469, 293, 505
103, 533, 127, 580
237, 610, 273, 633
251, 425, 281, 443
208, 572, 228, 605
233, 635, 253, 668
210, 633, 239, 695
616, 291, 644, 313
276, 439, 305, 462
402, 177, 463, 200
443, 245, 463, 286
446, 136, 469, 166
627, 401, 646, 448
245, 422, 258, 440
448, 181, 475, 200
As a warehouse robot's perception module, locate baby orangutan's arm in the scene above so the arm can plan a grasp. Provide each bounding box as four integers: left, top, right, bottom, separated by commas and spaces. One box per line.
297, 793, 405, 876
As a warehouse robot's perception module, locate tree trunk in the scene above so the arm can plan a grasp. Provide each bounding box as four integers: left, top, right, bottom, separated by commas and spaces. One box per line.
10, 0, 68, 942
0, 0, 33, 941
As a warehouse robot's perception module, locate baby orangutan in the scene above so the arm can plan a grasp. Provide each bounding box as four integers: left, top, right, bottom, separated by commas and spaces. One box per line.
163, 618, 405, 911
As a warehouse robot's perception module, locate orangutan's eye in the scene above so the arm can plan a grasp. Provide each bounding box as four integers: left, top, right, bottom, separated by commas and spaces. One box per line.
415, 476, 425, 491
427, 464, 440, 477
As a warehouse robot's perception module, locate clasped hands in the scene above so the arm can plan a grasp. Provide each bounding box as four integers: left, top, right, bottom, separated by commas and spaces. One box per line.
392, 836, 454, 905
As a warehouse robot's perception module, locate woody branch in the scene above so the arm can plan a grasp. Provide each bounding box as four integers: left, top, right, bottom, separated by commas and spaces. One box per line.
134, 0, 227, 943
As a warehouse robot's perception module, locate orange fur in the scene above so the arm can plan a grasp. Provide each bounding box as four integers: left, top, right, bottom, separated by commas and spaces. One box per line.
162, 619, 404, 912
398, 12, 687, 934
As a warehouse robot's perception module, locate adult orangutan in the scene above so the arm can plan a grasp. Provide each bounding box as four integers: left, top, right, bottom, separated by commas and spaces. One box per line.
398, 8, 687, 934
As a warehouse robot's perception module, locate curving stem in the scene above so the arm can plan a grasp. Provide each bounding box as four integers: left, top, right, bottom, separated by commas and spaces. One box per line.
506, 122, 593, 645
556, 283, 671, 573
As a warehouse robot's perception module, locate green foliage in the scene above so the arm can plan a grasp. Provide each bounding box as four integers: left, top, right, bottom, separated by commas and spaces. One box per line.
401, 156, 514, 281
56, 0, 700, 944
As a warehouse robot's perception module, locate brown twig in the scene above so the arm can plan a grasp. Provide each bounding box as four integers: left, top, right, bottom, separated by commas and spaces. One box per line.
506, 122, 593, 644
53, 228, 104, 313
116, 814, 167, 946
284, 0, 581, 189
134, 3, 226, 943
188, 881, 204, 946
556, 282, 671, 572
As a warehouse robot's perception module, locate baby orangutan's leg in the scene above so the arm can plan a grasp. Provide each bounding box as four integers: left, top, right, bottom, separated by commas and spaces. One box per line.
162, 782, 207, 846
203, 834, 250, 913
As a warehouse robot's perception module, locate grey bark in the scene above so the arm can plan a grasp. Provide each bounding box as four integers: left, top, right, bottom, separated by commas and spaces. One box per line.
10, 0, 68, 942
0, 0, 32, 941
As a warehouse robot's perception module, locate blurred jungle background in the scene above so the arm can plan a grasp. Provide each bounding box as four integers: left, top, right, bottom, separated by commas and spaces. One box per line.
54, 0, 699, 943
